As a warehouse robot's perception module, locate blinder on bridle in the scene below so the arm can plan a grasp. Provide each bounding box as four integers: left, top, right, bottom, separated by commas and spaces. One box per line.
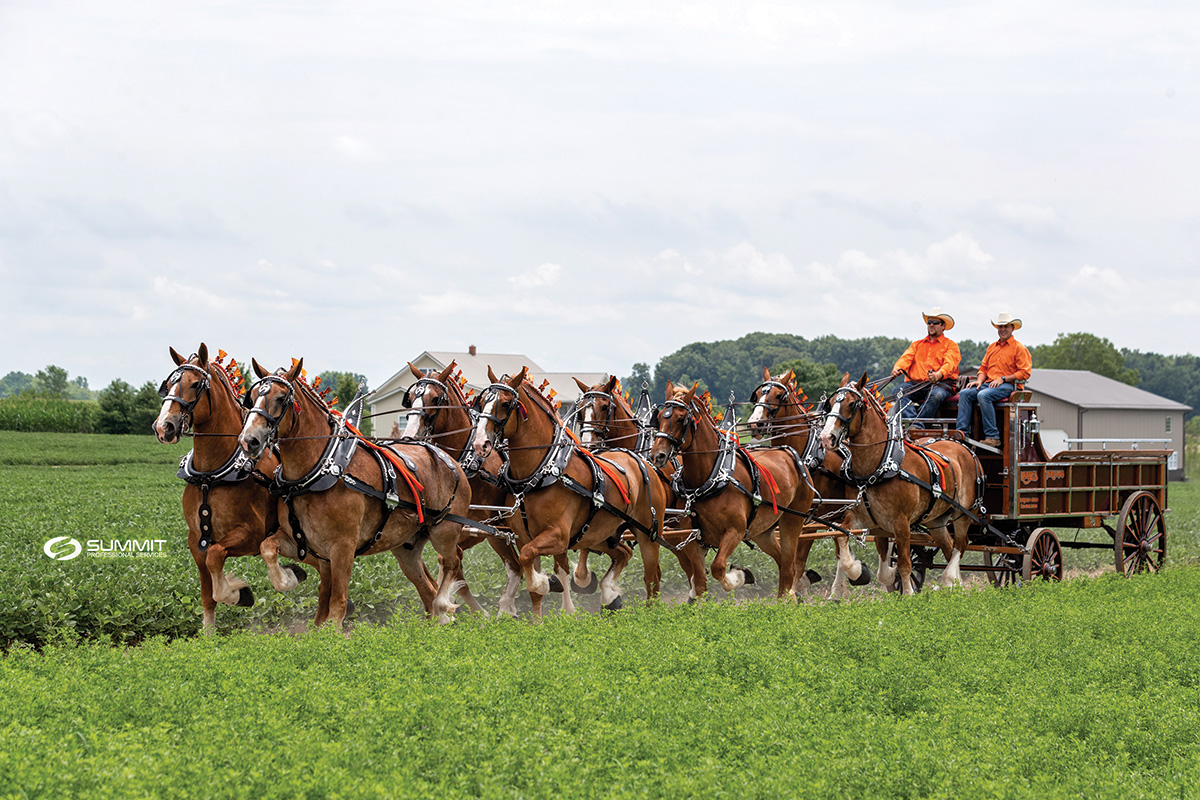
651, 398, 696, 458
824, 385, 864, 450
579, 390, 616, 439
243, 373, 298, 445
157, 362, 211, 429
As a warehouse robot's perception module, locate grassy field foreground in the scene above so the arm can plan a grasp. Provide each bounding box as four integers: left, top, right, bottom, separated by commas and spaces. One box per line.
3, 571, 1200, 799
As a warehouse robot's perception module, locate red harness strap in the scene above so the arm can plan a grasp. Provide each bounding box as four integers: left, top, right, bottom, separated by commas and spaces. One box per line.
347, 422, 426, 523
904, 441, 950, 494
563, 426, 631, 506
740, 448, 779, 515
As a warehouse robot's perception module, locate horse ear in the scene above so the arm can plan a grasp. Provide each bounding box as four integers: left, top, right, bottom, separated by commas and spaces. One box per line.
407, 362, 424, 379
435, 361, 456, 382
857, 370, 869, 388
781, 368, 794, 384
286, 358, 305, 382
573, 376, 590, 392
487, 365, 499, 383
170, 346, 186, 366
603, 374, 618, 393
839, 372, 851, 388
507, 367, 527, 389
196, 343, 209, 367
686, 381, 699, 401
252, 358, 270, 379
665, 379, 675, 399
762, 366, 771, 380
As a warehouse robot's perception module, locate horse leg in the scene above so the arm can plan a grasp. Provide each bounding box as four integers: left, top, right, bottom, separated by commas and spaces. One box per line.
191, 544, 218, 630
205, 525, 258, 608
572, 550, 598, 594
483, 538, 522, 618
391, 543, 438, 616
926, 523, 959, 588
710, 530, 748, 593
679, 538, 708, 600
750, 522, 798, 601
828, 534, 868, 601
876, 535, 897, 591
637, 532, 662, 600
427, 524, 467, 625
261, 530, 304, 593
552, 557, 577, 614
323, 541, 355, 630
894, 524, 916, 596
313, 562, 334, 627
792, 538, 816, 593
593, 541, 633, 610
518, 529, 566, 619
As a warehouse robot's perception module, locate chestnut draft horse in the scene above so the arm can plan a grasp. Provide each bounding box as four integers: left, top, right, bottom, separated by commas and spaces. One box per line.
818, 372, 981, 595
398, 360, 573, 617
648, 381, 816, 599
746, 367, 875, 598
573, 376, 708, 600
239, 358, 474, 627
471, 367, 669, 616
153, 344, 305, 628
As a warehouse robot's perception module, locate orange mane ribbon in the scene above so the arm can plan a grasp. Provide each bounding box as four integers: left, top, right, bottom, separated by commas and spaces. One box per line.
347, 422, 426, 523
562, 425, 632, 506
740, 448, 780, 514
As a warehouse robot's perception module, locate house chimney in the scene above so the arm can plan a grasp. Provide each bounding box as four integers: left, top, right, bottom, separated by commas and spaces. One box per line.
469, 345, 476, 356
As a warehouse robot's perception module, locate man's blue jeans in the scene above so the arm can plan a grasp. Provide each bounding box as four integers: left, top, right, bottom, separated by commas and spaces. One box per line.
956, 383, 1013, 439
899, 380, 954, 420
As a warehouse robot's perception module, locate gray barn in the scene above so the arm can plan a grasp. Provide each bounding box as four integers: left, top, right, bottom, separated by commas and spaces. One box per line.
1024, 368, 1191, 481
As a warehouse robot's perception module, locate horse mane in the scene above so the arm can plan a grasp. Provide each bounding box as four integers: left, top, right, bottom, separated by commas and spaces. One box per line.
520, 377, 562, 417
286, 359, 343, 416
209, 349, 247, 405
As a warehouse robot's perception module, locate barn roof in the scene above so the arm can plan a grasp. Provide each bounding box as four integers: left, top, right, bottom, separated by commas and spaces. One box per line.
1027, 369, 1192, 412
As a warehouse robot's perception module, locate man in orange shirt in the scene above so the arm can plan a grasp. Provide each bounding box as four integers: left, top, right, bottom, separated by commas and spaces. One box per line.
956, 312, 1033, 447
890, 307, 960, 420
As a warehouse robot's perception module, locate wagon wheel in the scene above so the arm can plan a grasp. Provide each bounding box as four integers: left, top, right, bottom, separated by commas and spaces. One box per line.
983, 550, 1023, 587
1114, 490, 1166, 576
1023, 527, 1062, 582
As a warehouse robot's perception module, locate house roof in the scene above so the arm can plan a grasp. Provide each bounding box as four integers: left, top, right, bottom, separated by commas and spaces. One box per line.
370, 351, 607, 408
1027, 369, 1192, 412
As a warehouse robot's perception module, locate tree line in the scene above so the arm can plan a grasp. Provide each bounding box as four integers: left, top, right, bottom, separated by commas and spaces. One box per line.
624, 330, 1199, 420
0, 366, 369, 435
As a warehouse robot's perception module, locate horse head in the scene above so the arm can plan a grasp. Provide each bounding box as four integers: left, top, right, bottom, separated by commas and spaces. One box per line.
819, 370, 871, 452
470, 365, 528, 459
400, 360, 460, 441
747, 366, 799, 440
238, 358, 303, 459
575, 374, 629, 447
154, 343, 213, 443
649, 380, 699, 469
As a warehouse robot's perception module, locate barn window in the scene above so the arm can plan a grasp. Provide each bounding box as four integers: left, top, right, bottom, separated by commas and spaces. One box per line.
1165, 416, 1172, 433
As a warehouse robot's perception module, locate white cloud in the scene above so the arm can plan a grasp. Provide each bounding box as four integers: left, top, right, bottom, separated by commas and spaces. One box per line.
510, 262, 562, 290
1070, 264, 1124, 291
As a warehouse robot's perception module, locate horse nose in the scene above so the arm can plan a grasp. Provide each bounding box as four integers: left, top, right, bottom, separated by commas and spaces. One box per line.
240, 433, 260, 455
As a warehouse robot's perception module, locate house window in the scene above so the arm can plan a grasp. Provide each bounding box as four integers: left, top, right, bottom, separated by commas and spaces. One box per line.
1166, 416, 1172, 433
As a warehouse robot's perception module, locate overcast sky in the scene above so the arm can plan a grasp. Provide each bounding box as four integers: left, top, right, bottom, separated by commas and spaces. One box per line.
2, 1, 1197, 391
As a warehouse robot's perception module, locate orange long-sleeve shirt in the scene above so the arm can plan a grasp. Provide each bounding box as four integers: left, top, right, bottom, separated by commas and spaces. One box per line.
892, 336, 961, 381
979, 337, 1032, 383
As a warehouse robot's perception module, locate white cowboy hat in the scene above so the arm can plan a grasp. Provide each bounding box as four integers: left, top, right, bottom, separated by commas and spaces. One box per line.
992, 312, 1022, 330
921, 307, 955, 330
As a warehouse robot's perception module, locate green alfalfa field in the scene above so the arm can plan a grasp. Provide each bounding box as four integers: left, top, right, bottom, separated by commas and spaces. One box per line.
1, 430, 1199, 799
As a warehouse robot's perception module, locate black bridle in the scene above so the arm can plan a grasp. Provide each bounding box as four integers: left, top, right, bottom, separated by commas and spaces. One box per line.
651, 398, 697, 460
578, 390, 617, 442
243, 374, 299, 448
157, 363, 212, 432
748, 379, 792, 436
401, 377, 452, 436
823, 385, 866, 451
474, 383, 526, 450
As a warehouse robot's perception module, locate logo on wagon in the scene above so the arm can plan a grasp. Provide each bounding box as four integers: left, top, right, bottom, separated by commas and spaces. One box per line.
43, 536, 83, 561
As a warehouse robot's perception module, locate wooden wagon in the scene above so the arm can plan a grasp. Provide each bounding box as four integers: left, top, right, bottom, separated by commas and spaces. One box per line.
894, 391, 1169, 586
